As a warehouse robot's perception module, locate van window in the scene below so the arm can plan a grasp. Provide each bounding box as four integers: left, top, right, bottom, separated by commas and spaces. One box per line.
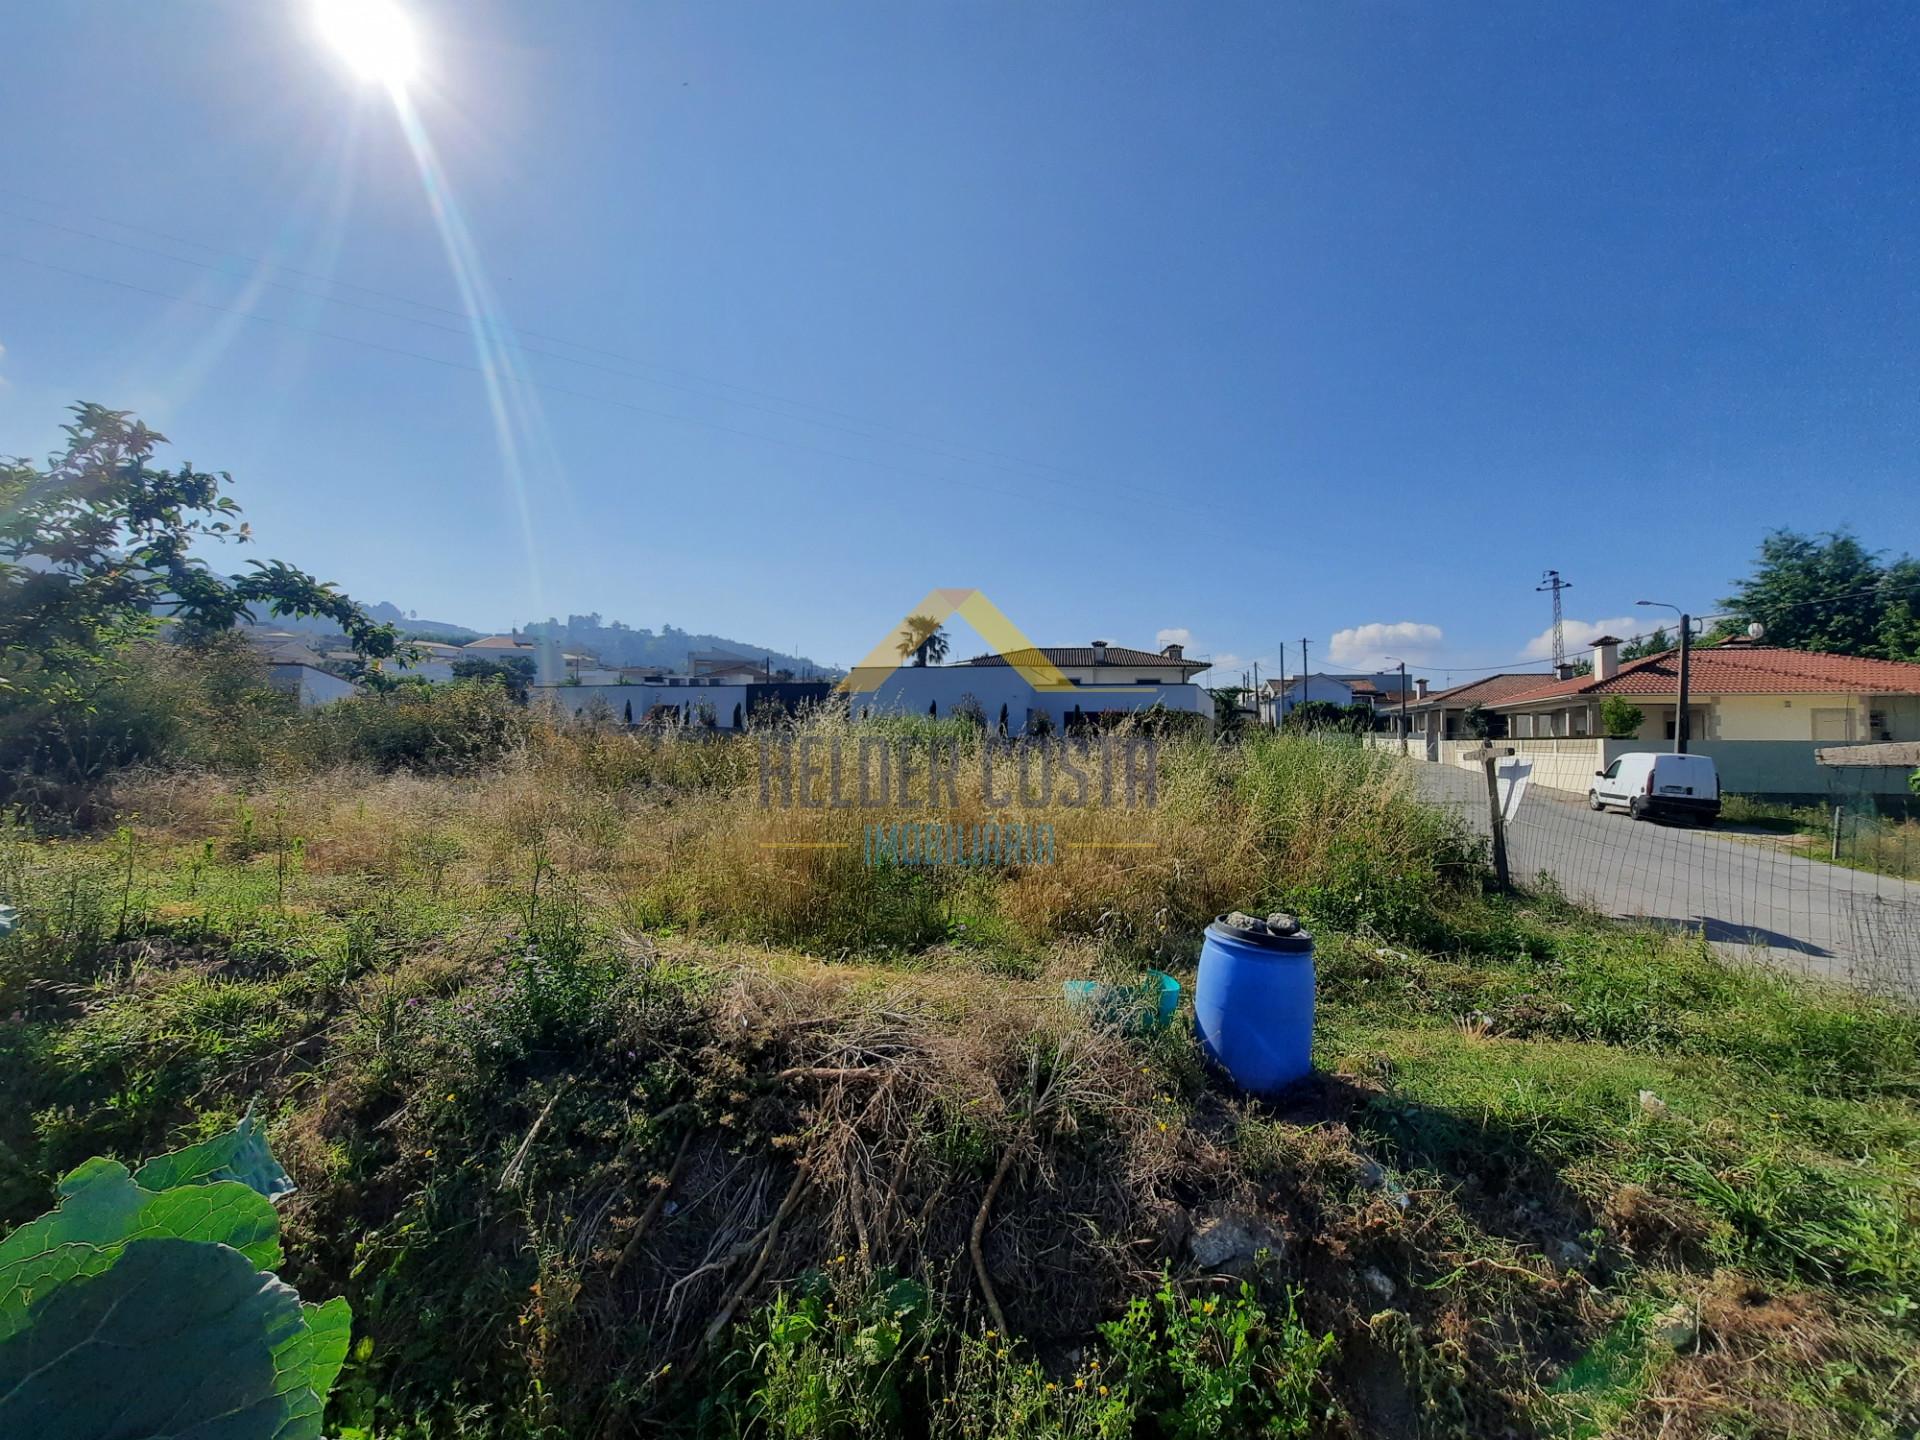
1602, 760, 1620, 779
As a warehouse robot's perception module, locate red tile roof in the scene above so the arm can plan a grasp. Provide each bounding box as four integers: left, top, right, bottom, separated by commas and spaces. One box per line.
1408, 673, 1555, 708
1494, 644, 1920, 707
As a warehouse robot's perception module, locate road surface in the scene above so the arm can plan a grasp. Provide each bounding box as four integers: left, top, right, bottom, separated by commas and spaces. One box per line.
1414, 761, 1920, 997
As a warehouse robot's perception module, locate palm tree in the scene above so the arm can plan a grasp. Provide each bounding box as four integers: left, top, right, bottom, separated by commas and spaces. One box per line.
896, 614, 949, 667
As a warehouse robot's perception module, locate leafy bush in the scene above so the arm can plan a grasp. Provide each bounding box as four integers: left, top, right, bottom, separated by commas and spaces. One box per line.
727, 1271, 934, 1438
0, 1108, 349, 1439
288, 678, 531, 772
1098, 1274, 1333, 1438
1599, 696, 1645, 739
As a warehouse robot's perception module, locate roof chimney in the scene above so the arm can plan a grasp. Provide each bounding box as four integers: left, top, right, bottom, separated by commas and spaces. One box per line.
1161, 642, 1183, 661
1090, 640, 1109, 664
1555, 662, 1578, 681
1415, 677, 1429, 700
1592, 635, 1622, 682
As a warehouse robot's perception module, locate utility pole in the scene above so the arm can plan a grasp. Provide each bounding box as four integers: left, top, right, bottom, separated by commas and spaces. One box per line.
1299, 639, 1310, 708
1636, 600, 1692, 753
1537, 570, 1573, 673
1676, 613, 1692, 753
1397, 660, 1408, 754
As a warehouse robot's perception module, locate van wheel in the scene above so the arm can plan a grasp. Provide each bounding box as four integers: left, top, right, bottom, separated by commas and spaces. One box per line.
1588, 790, 1603, 811
1628, 798, 1646, 821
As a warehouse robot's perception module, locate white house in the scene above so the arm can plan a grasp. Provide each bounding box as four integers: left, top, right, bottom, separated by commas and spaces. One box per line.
267, 662, 357, 707
844, 642, 1211, 734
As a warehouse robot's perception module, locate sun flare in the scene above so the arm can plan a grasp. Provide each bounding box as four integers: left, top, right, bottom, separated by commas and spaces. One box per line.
315, 0, 419, 89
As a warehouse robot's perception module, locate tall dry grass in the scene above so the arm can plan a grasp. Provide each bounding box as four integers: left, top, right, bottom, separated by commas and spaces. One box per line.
112, 712, 1481, 959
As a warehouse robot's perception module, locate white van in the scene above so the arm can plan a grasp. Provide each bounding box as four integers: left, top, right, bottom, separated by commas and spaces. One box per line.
1589, 752, 1720, 825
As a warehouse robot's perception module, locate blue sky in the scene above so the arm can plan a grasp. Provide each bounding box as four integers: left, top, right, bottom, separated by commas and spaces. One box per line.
2, 1, 1915, 681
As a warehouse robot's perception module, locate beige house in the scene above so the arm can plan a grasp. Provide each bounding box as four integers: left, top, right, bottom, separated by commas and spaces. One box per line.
1491, 637, 1920, 744
955, 641, 1212, 686
1473, 637, 1920, 798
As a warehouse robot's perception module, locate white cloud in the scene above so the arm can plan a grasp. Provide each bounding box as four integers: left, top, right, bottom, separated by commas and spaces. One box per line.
1327, 621, 1444, 670
1522, 616, 1639, 661
1155, 627, 1192, 648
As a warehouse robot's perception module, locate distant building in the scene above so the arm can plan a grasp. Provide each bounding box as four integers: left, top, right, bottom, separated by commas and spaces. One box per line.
843, 641, 1210, 735
267, 662, 357, 707
1259, 670, 1412, 727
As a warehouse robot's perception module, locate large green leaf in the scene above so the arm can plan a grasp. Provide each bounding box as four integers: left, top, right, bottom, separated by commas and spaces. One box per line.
0, 1157, 281, 1337
268, 1298, 354, 1440
135, 1106, 296, 1201
0, 1237, 338, 1440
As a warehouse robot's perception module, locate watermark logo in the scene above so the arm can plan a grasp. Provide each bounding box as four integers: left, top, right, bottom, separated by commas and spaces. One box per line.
760, 590, 1176, 867
758, 734, 1158, 810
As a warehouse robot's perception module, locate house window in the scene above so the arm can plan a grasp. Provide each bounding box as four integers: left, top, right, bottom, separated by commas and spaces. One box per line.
1570, 709, 1588, 736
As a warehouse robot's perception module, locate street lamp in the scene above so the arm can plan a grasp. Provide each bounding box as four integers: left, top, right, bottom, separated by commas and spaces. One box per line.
1635, 600, 1692, 753
1384, 656, 1410, 755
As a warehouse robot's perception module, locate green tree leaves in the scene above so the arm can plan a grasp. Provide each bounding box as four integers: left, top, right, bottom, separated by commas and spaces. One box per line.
0, 1110, 349, 1439
1714, 530, 1920, 660
1, 403, 405, 788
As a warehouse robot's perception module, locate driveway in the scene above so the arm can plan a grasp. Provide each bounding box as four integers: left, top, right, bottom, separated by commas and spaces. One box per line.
1413, 761, 1920, 997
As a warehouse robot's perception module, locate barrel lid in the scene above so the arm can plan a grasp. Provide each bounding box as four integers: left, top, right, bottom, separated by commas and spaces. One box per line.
1208, 910, 1313, 952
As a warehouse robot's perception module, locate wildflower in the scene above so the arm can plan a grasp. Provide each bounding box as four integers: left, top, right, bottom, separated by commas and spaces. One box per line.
1098, 1385, 1109, 1396
1203, 1299, 1216, 1313
995, 1348, 1006, 1359
985, 1329, 996, 1339
1075, 1377, 1086, 1390
1089, 1360, 1099, 1370
1046, 1382, 1057, 1392
1157, 1121, 1169, 1133
519, 1314, 530, 1326
446, 1092, 456, 1101
658, 1363, 672, 1377
423, 1149, 434, 1158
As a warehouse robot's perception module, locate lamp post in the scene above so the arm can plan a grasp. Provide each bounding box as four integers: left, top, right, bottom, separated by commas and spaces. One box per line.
1385, 656, 1409, 755
1636, 600, 1692, 753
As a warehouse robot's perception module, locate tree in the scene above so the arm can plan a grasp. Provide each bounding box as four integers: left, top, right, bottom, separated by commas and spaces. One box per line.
1460, 703, 1506, 739
1621, 627, 1670, 661
451, 654, 534, 701
1713, 529, 1920, 659
1599, 696, 1645, 738
1208, 687, 1248, 737
1, 405, 401, 786
1284, 699, 1368, 734
897, 614, 948, 667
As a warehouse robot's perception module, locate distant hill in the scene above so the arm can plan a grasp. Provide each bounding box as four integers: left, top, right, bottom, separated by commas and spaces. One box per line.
238, 601, 479, 644
237, 601, 833, 676
520, 614, 835, 678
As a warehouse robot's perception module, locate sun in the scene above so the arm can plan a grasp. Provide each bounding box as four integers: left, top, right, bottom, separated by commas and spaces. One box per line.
315, 0, 420, 90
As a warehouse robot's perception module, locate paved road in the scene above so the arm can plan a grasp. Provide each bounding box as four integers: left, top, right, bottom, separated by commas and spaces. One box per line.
1415, 761, 1920, 997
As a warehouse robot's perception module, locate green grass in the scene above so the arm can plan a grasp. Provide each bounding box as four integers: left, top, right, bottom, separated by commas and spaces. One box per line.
1719, 794, 1920, 882
1, 746, 1917, 1438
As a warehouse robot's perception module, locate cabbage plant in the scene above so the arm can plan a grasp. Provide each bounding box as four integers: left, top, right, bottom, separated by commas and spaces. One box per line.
0, 1106, 350, 1439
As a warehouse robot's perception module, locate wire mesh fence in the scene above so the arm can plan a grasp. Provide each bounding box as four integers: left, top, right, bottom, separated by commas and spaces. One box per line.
1407, 756, 1920, 1002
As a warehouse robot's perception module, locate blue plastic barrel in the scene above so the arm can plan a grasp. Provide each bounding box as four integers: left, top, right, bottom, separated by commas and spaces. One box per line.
1194, 913, 1315, 1095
